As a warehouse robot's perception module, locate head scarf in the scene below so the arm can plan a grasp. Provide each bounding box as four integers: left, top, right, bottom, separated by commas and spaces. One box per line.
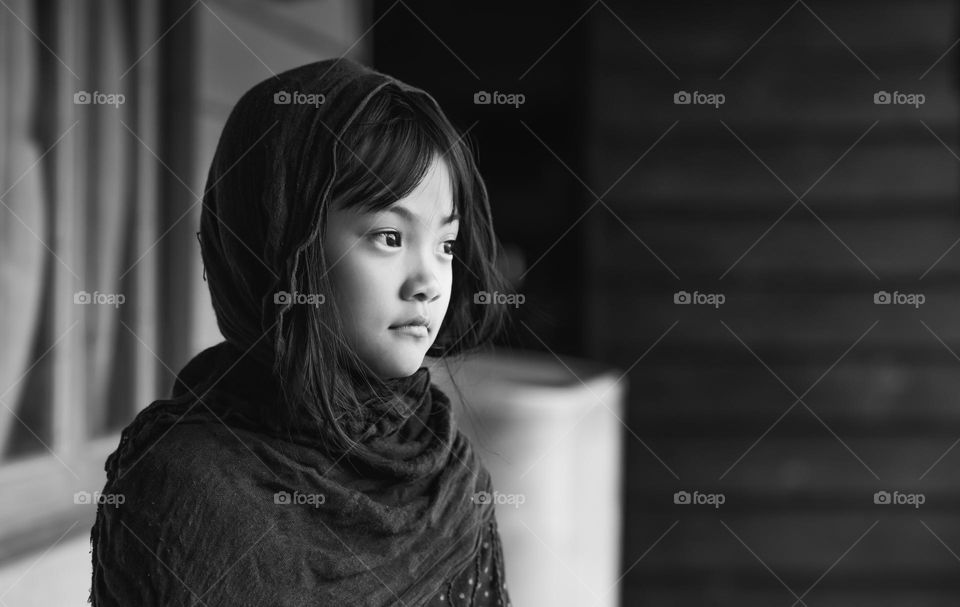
197, 56, 441, 369
89, 58, 496, 606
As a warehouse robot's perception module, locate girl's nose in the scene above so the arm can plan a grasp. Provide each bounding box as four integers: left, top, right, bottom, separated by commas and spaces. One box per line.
406, 273, 441, 303
401, 240, 444, 302
402, 254, 442, 302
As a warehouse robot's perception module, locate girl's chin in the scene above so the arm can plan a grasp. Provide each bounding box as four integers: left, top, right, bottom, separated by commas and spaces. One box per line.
367, 354, 426, 380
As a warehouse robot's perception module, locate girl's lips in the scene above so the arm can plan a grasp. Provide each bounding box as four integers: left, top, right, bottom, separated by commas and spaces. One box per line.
390, 324, 428, 338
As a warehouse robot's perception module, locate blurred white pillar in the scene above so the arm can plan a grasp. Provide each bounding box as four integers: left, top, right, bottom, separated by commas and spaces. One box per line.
0, 534, 91, 607
430, 349, 626, 607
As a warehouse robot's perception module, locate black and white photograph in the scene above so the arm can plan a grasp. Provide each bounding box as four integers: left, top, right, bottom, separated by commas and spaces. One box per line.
1, 1, 959, 605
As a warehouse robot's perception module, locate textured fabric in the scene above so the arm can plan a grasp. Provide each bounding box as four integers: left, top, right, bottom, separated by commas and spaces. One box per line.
89, 339, 504, 606
425, 519, 513, 607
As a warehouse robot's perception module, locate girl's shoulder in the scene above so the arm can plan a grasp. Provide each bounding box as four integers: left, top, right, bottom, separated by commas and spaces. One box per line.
92, 403, 291, 605
425, 517, 512, 607
103, 392, 271, 519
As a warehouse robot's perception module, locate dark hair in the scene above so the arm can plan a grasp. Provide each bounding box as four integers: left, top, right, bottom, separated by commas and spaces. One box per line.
270, 83, 510, 458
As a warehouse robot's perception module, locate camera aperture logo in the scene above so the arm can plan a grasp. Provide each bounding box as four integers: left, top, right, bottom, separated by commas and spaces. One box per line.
74, 290, 125, 308
273, 90, 326, 107
474, 290, 525, 308
274, 290, 325, 307
674, 290, 725, 308
274, 490, 326, 508
471, 490, 525, 508
74, 490, 125, 507
874, 290, 924, 308
473, 91, 526, 108
673, 90, 725, 108
873, 90, 925, 108
874, 490, 924, 509
74, 90, 125, 108
674, 490, 725, 509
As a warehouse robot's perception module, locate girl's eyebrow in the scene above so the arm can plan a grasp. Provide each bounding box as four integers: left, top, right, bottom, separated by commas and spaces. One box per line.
384, 205, 460, 225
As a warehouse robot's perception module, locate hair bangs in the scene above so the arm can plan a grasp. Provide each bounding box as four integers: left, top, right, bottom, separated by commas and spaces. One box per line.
331, 86, 456, 216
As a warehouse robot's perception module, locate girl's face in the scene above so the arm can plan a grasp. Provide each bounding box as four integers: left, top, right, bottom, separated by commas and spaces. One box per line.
323, 157, 459, 379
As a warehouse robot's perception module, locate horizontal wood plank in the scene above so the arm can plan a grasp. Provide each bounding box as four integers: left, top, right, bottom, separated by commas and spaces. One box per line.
587, 133, 960, 205
588, 214, 960, 277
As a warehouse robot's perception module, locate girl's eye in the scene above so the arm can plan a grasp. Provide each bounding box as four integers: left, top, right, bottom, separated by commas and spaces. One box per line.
371, 231, 402, 247
372, 231, 457, 256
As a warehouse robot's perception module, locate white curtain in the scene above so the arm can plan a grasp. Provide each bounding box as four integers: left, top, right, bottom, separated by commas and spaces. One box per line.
0, 0, 185, 458
0, 0, 48, 458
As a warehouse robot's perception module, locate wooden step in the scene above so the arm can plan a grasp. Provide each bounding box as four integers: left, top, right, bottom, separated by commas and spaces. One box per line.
625, 571, 960, 605
588, 213, 960, 277
620, 510, 960, 577
625, 362, 960, 433
593, 0, 958, 60
588, 197, 960, 220
595, 292, 960, 345
601, 340, 960, 368
594, 64, 959, 131
626, 436, 960, 488
586, 127, 960, 204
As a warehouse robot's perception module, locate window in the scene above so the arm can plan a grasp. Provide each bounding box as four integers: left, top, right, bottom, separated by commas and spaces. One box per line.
0, 0, 369, 566
0, 0, 186, 563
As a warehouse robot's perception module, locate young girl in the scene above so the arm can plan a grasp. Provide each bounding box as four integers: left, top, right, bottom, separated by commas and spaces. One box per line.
90, 58, 513, 607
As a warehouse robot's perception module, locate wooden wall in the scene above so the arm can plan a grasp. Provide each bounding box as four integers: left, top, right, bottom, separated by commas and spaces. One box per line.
587, 1, 960, 603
